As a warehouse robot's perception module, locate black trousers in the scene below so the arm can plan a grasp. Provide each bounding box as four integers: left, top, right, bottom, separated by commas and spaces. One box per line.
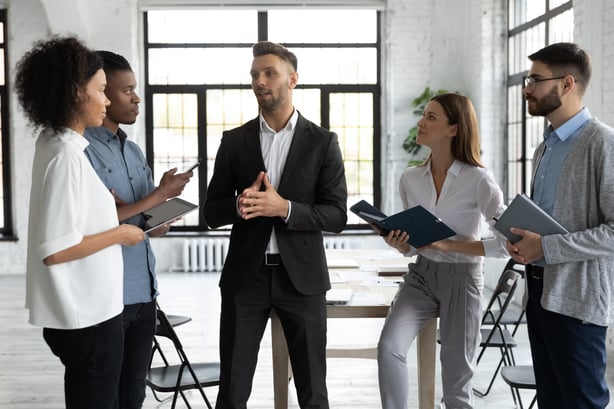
216, 262, 329, 409
43, 313, 124, 409
526, 269, 610, 409
117, 300, 157, 409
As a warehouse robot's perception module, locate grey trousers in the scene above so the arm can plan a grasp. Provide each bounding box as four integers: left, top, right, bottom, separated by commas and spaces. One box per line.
377, 255, 483, 409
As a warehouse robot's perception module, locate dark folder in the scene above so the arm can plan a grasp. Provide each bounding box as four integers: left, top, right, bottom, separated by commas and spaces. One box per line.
494, 194, 569, 243
350, 200, 456, 248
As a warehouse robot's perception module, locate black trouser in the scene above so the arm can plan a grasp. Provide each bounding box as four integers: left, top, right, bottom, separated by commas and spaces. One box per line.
118, 300, 157, 409
216, 261, 329, 409
43, 313, 124, 409
526, 265, 609, 409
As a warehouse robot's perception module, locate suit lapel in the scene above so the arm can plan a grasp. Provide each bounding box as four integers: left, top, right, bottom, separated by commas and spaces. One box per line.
243, 118, 267, 171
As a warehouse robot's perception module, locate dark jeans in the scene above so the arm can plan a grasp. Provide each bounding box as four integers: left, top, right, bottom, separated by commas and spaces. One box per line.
526, 272, 610, 409
43, 313, 124, 409
118, 300, 157, 409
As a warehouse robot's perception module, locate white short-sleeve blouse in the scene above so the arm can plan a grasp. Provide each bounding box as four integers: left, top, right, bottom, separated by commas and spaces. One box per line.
26, 128, 123, 329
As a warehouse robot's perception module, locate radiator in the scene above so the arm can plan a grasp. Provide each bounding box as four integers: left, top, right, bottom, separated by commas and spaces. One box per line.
181, 236, 355, 272
323, 236, 352, 249
181, 238, 229, 272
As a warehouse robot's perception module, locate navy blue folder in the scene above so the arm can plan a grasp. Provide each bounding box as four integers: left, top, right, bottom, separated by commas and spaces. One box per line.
350, 200, 456, 248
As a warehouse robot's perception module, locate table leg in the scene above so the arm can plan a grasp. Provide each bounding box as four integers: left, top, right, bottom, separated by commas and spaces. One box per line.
417, 317, 437, 409
271, 313, 290, 409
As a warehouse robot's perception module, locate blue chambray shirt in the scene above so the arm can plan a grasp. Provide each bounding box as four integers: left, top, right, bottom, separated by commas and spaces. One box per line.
532, 107, 591, 265
84, 126, 158, 305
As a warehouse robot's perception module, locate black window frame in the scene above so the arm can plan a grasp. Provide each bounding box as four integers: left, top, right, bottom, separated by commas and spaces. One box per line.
143, 9, 381, 232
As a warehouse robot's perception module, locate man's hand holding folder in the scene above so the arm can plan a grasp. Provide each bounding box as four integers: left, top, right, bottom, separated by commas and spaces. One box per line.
494, 194, 569, 264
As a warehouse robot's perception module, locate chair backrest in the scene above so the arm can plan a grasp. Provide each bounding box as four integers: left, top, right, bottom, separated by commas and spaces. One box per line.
503, 258, 526, 277
482, 269, 522, 329
155, 308, 188, 360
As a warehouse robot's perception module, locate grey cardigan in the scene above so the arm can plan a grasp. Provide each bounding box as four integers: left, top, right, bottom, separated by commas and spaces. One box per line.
527, 118, 614, 326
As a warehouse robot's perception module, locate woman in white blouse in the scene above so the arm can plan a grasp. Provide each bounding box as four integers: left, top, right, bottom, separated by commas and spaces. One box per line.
377, 93, 508, 409
14, 36, 145, 409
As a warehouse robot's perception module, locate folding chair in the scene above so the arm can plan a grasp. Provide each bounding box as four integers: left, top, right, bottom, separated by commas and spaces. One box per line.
482, 258, 526, 337
146, 307, 220, 409
473, 269, 522, 398
501, 365, 537, 409
148, 311, 192, 400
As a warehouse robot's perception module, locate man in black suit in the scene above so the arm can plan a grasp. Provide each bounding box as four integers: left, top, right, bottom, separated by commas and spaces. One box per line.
203, 41, 347, 409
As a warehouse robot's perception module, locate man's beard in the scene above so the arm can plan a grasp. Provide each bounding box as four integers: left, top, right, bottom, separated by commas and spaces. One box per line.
526, 85, 562, 116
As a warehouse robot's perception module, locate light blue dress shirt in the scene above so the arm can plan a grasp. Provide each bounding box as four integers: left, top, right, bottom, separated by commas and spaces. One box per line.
84, 126, 158, 305
533, 107, 592, 214
532, 107, 591, 265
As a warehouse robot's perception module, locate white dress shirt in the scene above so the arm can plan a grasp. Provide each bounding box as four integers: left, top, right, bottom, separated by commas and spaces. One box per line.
399, 159, 508, 263
260, 109, 298, 253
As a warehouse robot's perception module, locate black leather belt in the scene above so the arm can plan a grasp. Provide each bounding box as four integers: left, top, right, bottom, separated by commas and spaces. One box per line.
264, 253, 282, 266
527, 264, 544, 280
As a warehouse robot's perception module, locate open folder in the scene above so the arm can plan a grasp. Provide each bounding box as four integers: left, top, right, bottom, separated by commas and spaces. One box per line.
494, 194, 569, 243
142, 197, 199, 233
350, 200, 456, 248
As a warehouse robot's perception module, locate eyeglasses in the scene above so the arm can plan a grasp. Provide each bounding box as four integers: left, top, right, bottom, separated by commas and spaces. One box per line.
522, 75, 566, 91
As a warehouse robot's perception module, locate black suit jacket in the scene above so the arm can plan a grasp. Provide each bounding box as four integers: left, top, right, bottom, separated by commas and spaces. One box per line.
203, 113, 347, 295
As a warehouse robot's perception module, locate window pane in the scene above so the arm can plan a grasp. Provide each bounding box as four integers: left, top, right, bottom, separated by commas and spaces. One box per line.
549, 0, 570, 9
206, 89, 258, 184
549, 9, 573, 44
329, 93, 374, 224
152, 93, 200, 226
509, 24, 545, 75
147, 10, 257, 43
292, 47, 377, 84
149, 48, 252, 85
269, 10, 377, 43
509, 0, 546, 29
293, 89, 321, 125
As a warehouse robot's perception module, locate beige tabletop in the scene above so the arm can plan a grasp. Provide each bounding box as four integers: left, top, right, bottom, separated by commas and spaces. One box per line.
271, 248, 437, 409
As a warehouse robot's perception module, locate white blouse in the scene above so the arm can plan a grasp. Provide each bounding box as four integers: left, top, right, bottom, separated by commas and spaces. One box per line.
399, 159, 508, 263
26, 128, 123, 329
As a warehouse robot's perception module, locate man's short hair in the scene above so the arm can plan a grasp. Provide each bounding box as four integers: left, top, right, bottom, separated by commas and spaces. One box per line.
528, 42, 591, 93
252, 41, 297, 72
96, 50, 133, 74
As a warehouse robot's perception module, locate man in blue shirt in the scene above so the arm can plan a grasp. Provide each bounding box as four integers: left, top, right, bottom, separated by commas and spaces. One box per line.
85, 51, 193, 409
507, 43, 614, 409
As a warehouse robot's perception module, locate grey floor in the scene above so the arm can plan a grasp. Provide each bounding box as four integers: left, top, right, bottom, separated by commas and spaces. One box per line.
1, 271, 612, 409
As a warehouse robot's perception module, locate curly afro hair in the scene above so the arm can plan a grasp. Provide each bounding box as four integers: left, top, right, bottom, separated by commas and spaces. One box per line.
14, 35, 103, 132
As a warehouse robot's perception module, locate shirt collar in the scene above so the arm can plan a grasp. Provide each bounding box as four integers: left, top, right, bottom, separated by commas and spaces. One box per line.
259, 109, 299, 134
422, 158, 461, 177
545, 107, 591, 142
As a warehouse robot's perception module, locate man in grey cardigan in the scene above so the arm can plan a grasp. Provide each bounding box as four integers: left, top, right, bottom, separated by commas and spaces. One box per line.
506, 42, 614, 409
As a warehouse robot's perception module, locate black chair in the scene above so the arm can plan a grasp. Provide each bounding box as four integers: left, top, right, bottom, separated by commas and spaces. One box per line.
501, 365, 537, 409
146, 307, 220, 409
482, 258, 527, 337
472, 268, 522, 398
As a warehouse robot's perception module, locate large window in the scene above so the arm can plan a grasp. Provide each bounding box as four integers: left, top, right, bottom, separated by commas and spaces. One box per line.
144, 9, 381, 231
0, 10, 12, 238
505, 1, 572, 200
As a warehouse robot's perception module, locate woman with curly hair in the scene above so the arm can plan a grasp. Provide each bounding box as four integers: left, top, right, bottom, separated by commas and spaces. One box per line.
15, 36, 145, 409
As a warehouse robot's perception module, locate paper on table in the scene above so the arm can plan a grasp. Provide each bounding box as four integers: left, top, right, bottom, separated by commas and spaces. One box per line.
350, 293, 387, 306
